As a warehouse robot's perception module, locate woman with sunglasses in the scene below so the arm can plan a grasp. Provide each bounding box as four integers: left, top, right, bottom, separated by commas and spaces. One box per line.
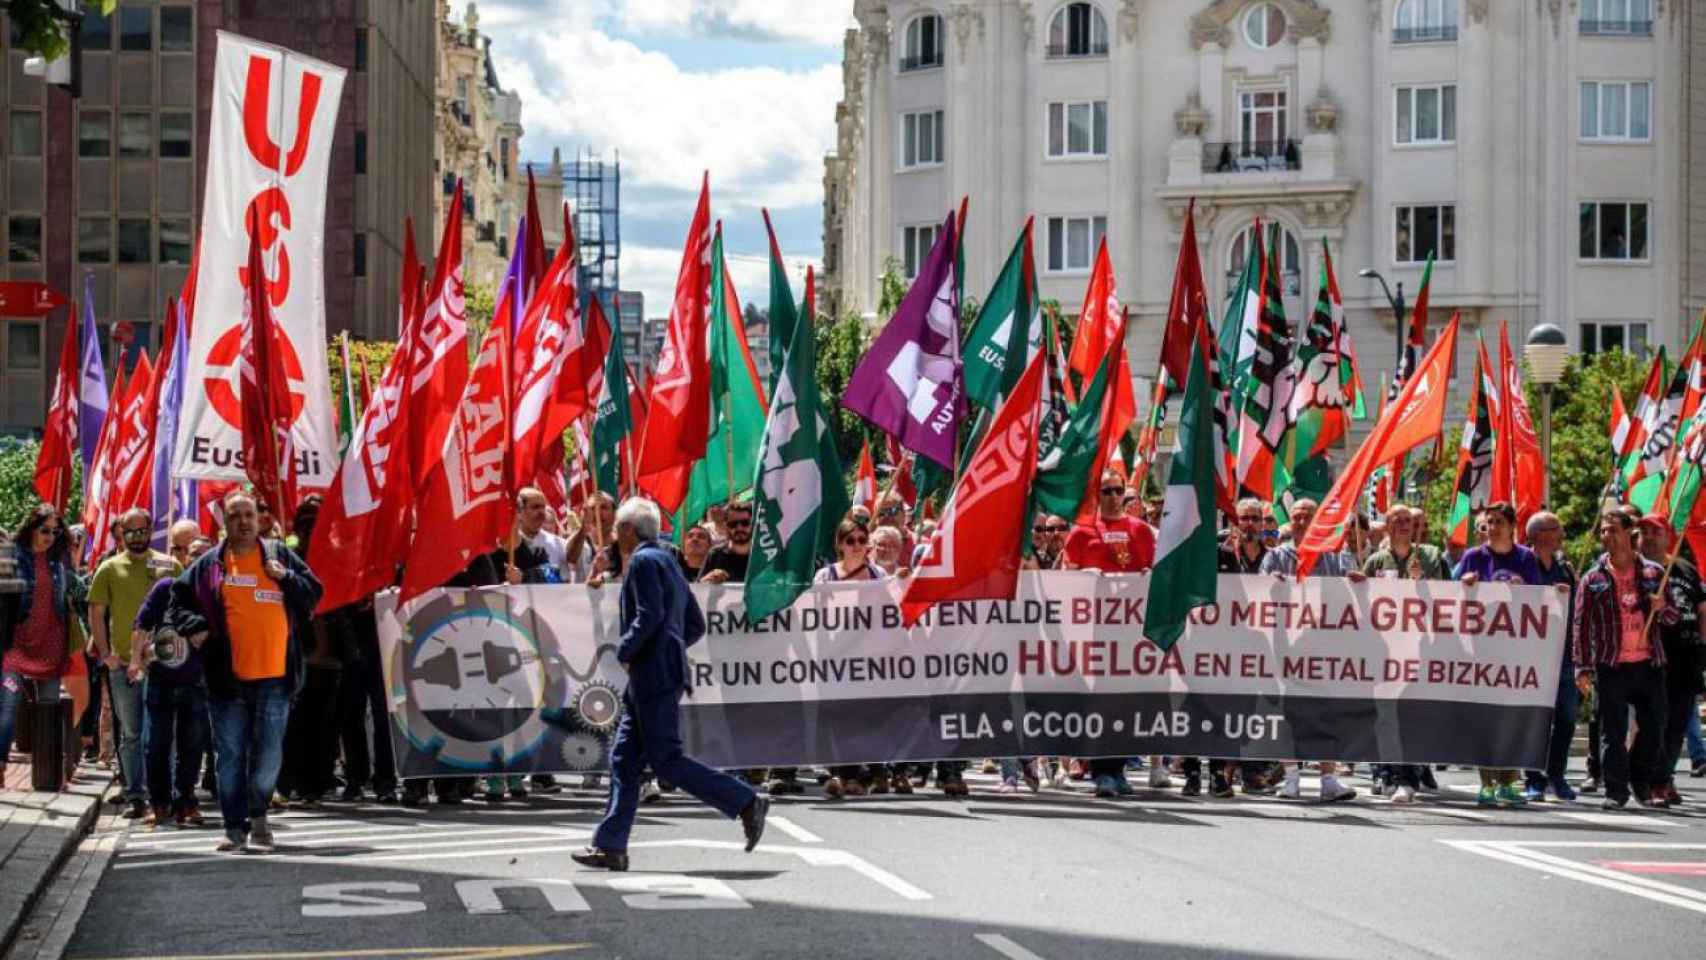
0, 505, 85, 780
814, 519, 897, 799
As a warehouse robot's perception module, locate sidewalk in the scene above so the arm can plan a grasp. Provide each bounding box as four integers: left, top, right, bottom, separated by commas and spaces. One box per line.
0, 759, 113, 956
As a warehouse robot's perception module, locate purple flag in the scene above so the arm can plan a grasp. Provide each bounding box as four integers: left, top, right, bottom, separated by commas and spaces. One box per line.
76, 272, 107, 480
844, 212, 964, 469
504, 215, 529, 335
151, 300, 196, 548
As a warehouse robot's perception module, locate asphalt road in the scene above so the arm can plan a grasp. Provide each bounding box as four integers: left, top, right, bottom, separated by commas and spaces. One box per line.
27, 762, 1706, 960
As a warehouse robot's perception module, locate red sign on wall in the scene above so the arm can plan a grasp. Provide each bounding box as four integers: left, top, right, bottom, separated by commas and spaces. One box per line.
0, 281, 68, 317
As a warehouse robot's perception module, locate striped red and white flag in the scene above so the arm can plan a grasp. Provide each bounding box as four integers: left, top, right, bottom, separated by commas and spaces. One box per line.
1610, 385, 1638, 458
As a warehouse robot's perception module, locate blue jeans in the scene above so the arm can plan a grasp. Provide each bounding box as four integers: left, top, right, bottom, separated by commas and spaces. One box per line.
108, 671, 146, 802
0, 673, 62, 762
1687, 711, 1706, 764
592, 689, 754, 851
144, 680, 207, 812
209, 679, 290, 838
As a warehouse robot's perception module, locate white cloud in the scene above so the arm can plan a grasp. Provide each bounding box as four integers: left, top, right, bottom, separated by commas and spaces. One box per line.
480, 1, 854, 46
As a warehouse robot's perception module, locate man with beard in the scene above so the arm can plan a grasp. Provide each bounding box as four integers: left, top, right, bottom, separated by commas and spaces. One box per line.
699, 500, 754, 585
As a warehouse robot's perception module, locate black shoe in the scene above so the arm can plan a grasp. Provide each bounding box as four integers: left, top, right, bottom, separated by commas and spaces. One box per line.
483, 790, 505, 804
339, 785, 364, 803
106, 794, 128, 808
375, 789, 400, 805
531, 775, 563, 795
400, 788, 426, 808
1602, 796, 1627, 810
570, 846, 629, 871
1210, 775, 1234, 799
1692, 759, 1706, 778
1182, 775, 1202, 797
122, 799, 147, 819
740, 796, 770, 852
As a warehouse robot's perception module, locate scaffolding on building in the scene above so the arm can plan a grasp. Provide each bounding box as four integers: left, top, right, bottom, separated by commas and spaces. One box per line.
562, 147, 620, 329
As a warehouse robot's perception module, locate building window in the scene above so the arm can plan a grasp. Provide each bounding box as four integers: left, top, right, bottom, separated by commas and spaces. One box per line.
160, 6, 193, 51
160, 112, 192, 158
1045, 215, 1107, 273
8, 217, 42, 262
117, 219, 151, 263
1243, 2, 1286, 49
1239, 90, 1289, 156
1046, 2, 1108, 58
1227, 225, 1303, 296
1395, 204, 1456, 263
7, 322, 42, 371
119, 5, 152, 51
1047, 100, 1107, 158
1580, 81, 1651, 141
1581, 320, 1650, 357
159, 218, 191, 264
79, 10, 112, 51
354, 232, 367, 278
1579, 201, 1649, 261
902, 224, 939, 279
119, 113, 152, 158
355, 27, 368, 71
1580, 0, 1653, 35
1394, 0, 1458, 43
78, 218, 112, 263
78, 110, 112, 157
9, 110, 42, 157
355, 129, 367, 174
900, 14, 944, 71
1396, 84, 1457, 144
900, 109, 944, 168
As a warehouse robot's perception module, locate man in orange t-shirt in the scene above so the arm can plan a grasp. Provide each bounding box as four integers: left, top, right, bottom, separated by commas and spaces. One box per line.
169, 490, 322, 854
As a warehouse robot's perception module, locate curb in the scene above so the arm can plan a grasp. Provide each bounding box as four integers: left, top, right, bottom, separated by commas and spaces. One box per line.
0, 771, 116, 958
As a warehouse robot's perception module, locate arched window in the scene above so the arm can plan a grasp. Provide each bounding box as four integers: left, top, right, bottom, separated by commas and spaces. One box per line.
1242, 2, 1287, 49
901, 13, 944, 71
1046, 3, 1108, 58
1394, 0, 1459, 43
1226, 224, 1302, 299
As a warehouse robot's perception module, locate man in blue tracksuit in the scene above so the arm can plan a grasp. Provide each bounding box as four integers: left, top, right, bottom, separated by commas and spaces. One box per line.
572, 498, 768, 872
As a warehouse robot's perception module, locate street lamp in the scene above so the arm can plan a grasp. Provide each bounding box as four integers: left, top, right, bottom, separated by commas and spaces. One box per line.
1357, 268, 1408, 384
1525, 323, 1570, 504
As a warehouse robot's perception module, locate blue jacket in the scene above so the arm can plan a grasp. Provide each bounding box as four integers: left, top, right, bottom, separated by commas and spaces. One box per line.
0, 543, 77, 662
166, 538, 323, 701
617, 540, 704, 702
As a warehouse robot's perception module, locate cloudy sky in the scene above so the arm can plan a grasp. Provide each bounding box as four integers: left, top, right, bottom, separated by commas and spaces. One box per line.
477, 0, 856, 318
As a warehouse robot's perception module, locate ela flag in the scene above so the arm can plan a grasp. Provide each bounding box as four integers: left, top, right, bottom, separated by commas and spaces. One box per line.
637, 174, 714, 509
762, 209, 799, 398
1145, 315, 1222, 650
744, 280, 850, 624
34, 320, 79, 512
1297, 313, 1461, 577
963, 218, 1041, 410
591, 297, 633, 497
901, 344, 1046, 627
844, 211, 964, 469
402, 321, 514, 602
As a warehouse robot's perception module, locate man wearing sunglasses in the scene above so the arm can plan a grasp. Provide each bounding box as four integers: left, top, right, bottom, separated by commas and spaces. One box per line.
874, 493, 916, 565
699, 500, 754, 586
1030, 515, 1068, 570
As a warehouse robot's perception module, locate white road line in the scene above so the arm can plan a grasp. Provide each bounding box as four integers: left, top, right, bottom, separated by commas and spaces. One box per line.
1553, 811, 1679, 828
1441, 840, 1706, 917
975, 933, 1048, 960
112, 830, 598, 870
767, 816, 822, 843
121, 822, 433, 849
118, 826, 573, 859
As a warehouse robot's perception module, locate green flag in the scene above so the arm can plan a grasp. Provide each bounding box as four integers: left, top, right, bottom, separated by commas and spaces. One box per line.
678, 227, 770, 532
1219, 225, 1266, 445
336, 332, 355, 456
1033, 346, 1118, 521
1145, 323, 1220, 650
745, 294, 850, 623
762, 211, 797, 397
963, 221, 1040, 410
592, 319, 633, 496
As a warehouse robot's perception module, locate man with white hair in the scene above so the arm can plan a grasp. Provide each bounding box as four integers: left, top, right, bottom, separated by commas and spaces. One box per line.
573, 498, 769, 872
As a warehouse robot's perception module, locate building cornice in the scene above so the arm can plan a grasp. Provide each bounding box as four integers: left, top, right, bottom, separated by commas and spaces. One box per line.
1190, 0, 1332, 49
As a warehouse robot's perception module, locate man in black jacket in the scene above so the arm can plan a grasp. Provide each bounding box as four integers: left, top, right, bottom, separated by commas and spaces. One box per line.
168, 491, 323, 853
572, 498, 767, 871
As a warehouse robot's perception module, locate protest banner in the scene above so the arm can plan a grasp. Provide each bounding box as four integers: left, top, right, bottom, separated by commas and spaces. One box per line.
376, 573, 1565, 779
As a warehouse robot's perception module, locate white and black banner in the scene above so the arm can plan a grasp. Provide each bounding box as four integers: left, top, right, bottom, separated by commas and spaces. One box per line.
375, 573, 1567, 779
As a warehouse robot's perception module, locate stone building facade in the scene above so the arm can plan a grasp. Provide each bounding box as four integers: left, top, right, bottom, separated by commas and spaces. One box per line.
433, 0, 521, 293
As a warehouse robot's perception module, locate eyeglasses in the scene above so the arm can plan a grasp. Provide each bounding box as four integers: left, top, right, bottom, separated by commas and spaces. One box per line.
841, 536, 869, 546
1099, 486, 1124, 496
1046, 524, 1068, 533
726, 518, 752, 529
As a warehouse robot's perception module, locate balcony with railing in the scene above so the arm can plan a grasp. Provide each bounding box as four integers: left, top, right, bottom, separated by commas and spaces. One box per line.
898, 52, 943, 72
1203, 140, 1301, 174
1580, 19, 1653, 35
1045, 41, 1108, 59
1393, 25, 1458, 43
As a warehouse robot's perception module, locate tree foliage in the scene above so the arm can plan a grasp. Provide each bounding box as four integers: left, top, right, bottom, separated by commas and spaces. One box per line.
4, 0, 116, 61
0, 437, 82, 534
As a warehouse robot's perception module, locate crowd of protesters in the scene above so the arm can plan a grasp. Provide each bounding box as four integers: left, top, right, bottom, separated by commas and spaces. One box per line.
2, 474, 1704, 854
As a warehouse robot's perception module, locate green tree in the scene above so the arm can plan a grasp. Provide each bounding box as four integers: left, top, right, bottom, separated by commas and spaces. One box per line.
4, 1, 116, 61
814, 308, 872, 468
325, 336, 399, 421
0, 438, 82, 533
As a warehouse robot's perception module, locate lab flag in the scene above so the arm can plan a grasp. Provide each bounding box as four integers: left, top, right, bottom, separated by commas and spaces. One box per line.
843, 211, 965, 470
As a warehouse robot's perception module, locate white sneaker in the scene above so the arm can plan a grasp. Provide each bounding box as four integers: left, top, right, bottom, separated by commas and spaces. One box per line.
997, 777, 1018, 794
1278, 770, 1303, 800
1148, 767, 1173, 789
1391, 785, 1417, 804
639, 780, 662, 804
1320, 775, 1357, 803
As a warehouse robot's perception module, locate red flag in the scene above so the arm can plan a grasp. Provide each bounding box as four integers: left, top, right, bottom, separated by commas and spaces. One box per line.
81, 369, 126, 559
114, 343, 171, 517
358, 352, 373, 412
524, 169, 548, 299
510, 231, 580, 486
402, 320, 515, 602
1074, 309, 1137, 522
854, 438, 877, 513
405, 181, 471, 487
1497, 322, 1544, 530
636, 174, 714, 510
901, 344, 1046, 627
238, 213, 299, 522
106, 353, 156, 515
1158, 200, 1208, 391
33, 320, 79, 511
400, 216, 422, 341
1066, 238, 1120, 389
1297, 313, 1461, 577
309, 313, 421, 612
1610, 385, 1637, 458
